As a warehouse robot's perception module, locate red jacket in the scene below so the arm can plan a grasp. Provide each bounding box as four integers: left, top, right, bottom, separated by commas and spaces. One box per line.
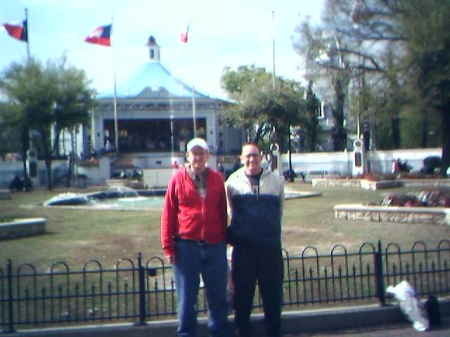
160, 167, 227, 257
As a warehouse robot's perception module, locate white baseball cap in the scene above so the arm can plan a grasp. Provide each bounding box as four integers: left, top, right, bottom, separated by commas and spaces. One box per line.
186, 138, 209, 152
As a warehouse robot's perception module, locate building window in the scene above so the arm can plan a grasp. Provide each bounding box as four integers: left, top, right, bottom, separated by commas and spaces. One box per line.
317, 102, 325, 119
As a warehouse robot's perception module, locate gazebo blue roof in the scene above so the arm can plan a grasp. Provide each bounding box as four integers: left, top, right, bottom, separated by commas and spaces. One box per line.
98, 36, 209, 100
115, 62, 207, 99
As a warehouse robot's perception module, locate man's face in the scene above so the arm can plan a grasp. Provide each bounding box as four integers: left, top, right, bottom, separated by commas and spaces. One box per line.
186, 146, 209, 172
241, 144, 262, 174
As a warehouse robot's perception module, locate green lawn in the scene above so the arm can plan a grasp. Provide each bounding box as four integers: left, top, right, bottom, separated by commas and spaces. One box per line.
1, 183, 449, 270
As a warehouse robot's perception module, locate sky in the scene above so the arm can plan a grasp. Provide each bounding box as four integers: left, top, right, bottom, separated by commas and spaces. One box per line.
0, 0, 324, 99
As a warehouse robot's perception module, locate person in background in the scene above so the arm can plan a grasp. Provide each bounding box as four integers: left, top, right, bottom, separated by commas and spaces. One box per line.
226, 142, 285, 337
391, 159, 400, 174
161, 138, 229, 337
231, 156, 243, 173
217, 162, 225, 177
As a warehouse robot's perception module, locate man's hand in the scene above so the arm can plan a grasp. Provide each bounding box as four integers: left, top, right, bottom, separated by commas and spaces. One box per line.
165, 254, 175, 264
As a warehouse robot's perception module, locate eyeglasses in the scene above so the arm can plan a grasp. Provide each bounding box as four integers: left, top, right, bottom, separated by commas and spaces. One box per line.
243, 153, 260, 158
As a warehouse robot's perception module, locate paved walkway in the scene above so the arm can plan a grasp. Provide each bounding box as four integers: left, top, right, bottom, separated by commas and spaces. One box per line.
3, 303, 449, 337
286, 315, 450, 336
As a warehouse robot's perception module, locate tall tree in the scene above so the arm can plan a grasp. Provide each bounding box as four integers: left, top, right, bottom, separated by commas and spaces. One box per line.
0, 102, 25, 178
293, 23, 354, 151
220, 65, 309, 155
50, 57, 96, 186
0, 59, 59, 189
50, 57, 96, 158
399, 0, 450, 174
220, 65, 274, 143
293, 0, 448, 162
0, 57, 95, 189
304, 80, 321, 152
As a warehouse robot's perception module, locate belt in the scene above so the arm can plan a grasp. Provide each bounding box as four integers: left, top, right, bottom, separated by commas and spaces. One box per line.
175, 237, 208, 245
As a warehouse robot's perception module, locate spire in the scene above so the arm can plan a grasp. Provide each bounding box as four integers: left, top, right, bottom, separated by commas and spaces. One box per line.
146, 35, 161, 62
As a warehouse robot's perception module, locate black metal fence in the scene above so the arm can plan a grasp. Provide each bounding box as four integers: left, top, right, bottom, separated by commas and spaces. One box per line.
1, 239, 449, 333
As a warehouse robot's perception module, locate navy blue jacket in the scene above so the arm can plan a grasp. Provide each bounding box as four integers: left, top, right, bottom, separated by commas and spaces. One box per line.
226, 167, 284, 244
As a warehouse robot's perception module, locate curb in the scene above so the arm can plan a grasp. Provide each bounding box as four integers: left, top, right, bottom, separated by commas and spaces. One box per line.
2, 300, 449, 336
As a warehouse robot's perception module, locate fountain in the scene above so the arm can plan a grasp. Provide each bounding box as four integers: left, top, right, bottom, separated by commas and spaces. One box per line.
43, 192, 91, 206
43, 186, 165, 210
42, 186, 319, 210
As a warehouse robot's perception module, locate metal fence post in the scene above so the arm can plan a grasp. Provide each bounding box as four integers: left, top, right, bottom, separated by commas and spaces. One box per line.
374, 240, 386, 306
6, 259, 15, 333
135, 252, 147, 326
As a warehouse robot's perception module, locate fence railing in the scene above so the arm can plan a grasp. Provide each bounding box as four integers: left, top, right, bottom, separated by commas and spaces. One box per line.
1, 239, 449, 333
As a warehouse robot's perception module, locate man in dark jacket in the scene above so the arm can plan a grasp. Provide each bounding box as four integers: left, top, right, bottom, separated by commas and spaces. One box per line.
226, 143, 284, 337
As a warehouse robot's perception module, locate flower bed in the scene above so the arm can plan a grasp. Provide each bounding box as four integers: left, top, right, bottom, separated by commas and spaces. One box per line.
374, 189, 450, 208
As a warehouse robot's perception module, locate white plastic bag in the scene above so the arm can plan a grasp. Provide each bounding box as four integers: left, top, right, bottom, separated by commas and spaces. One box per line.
386, 280, 429, 332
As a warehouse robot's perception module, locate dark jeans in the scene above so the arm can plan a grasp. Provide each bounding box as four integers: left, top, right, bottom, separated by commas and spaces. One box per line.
231, 242, 283, 337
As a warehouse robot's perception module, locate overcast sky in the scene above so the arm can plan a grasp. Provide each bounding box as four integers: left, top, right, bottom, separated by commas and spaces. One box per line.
1, 0, 324, 99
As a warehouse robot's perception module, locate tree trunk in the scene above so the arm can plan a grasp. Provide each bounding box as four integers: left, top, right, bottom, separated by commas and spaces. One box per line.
21, 125, 29, 184
52, 124, 61, 158
391, 115, 400, 149
332, 73, 348, 151
420, 115, 428, 148
39, 128, 54, 190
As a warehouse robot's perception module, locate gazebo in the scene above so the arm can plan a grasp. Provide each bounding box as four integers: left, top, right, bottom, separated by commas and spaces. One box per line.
90, 36, 241, 160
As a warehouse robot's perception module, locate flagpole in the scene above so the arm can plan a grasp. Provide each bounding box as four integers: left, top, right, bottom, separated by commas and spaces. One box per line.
25, 8, 30, 61
111, 17, 119, 154
24, 7, 32, 184
113, 73, 119, 154
192, 86, 197, 137
272, 10, 276, 89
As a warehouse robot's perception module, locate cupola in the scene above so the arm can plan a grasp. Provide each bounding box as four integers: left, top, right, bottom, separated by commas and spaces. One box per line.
146, 35, 161, 62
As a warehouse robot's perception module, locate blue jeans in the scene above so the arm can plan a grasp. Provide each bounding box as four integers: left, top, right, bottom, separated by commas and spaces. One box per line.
174, 239, 230, 337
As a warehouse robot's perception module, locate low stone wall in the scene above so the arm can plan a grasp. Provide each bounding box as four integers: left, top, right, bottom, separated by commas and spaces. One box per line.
105, 179, 144, 189
0, 218, 47, 240
334, 204, 450, 225
401, 179, 450, 188
360, 180, 403, 190
142, 168, 175, 188
311, 179, 361, 187
312, 178, 450, 190
0, 189, 12, 200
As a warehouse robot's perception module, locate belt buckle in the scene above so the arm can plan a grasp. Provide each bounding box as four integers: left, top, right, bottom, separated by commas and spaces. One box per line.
198, 240, 207, 245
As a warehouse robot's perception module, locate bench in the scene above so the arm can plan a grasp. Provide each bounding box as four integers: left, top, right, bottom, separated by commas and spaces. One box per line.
0, 189, 12, 200
0, 218, 47, 239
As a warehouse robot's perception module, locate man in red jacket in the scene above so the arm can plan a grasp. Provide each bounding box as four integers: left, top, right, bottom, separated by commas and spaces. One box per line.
161, 138, 229, 337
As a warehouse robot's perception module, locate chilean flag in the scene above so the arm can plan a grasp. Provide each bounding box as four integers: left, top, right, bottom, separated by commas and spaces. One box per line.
3, 20, 28, 42
84, 24, 112, 47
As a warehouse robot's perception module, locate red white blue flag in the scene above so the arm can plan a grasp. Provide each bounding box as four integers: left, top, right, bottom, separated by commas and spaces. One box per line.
3, 20, 28, 42
84, 24, 112, 47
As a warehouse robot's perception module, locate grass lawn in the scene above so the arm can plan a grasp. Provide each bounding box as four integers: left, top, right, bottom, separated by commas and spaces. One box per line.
1, 183, 449, 270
